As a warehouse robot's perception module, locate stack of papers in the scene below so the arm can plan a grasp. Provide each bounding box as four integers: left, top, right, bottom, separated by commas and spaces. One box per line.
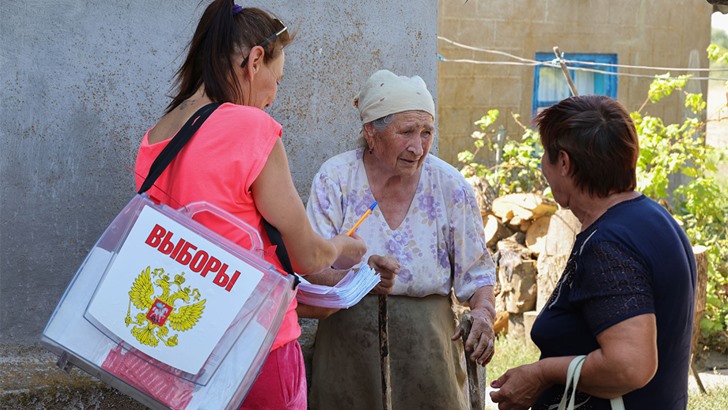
296, 264, 380, 309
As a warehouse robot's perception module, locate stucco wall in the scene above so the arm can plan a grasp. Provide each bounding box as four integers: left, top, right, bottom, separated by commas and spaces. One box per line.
0, 0, 437, 345
438, 0, 712, 166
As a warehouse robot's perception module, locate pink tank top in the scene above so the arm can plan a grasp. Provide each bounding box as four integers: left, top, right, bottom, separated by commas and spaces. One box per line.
134, 103, 300, 350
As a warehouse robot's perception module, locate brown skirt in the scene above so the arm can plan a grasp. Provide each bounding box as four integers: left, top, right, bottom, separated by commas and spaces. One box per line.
309, 294, 468, 410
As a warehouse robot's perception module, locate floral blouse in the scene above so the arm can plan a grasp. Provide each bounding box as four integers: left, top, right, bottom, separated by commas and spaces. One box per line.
306, 148, 496, 301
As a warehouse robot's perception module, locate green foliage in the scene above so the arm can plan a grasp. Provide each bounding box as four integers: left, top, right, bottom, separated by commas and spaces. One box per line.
458, 45, 728, 344
710, 29, 728, 71
633, 78, 728, 339
459, 110, 547, 196
647, 73, 690, 103
709, 44, 728, 65
712, 28, 728, 51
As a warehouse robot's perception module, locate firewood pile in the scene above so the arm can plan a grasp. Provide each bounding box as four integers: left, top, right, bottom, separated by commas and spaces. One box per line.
468, 176, 708, 353
467, 176, 580, 339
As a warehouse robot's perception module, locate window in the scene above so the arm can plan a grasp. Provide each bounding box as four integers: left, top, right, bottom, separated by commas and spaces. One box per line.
532, 53, 618, 116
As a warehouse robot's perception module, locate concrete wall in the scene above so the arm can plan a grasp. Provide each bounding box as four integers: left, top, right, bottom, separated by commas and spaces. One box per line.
438, 0, 712, 166
0, 0, 437, 346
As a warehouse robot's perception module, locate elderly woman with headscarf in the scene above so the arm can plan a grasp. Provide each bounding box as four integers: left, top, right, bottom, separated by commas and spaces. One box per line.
301, 69, 497, 410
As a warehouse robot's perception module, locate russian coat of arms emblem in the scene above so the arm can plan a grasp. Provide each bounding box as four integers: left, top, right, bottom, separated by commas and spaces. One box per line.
125, 266, 206, 347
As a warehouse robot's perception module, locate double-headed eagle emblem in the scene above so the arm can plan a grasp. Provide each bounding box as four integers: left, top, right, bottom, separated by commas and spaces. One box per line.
125, 266, 206, 347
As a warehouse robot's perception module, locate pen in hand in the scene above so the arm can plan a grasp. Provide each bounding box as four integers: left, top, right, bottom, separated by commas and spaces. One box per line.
347, 201, 378, 236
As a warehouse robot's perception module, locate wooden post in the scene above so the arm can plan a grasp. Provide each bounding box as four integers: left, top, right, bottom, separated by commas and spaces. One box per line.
690, 246, 709, 394
379, 294, 392, 410
552, 46, 579, 97
459, 312, 483, 410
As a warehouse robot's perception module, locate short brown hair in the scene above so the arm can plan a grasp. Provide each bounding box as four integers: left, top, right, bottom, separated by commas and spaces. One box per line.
534, 95, 639, 198
166, 0, 293, 113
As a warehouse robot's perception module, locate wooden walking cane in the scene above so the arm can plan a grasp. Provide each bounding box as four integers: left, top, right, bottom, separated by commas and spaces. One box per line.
379, 294, 392, 410
459, 311, 484, 410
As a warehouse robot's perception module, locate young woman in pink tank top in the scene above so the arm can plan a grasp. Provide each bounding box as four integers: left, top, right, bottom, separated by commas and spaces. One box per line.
134, 1, 367, 408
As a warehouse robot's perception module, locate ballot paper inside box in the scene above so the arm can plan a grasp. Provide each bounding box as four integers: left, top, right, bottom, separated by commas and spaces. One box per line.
41, 194, 295, 410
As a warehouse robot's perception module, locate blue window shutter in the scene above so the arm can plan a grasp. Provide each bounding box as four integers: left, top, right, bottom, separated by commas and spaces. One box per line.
532, 53, 618, 117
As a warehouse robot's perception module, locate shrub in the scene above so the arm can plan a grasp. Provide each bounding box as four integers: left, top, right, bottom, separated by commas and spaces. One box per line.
458, 46, 728, 345
458, 109, 547, 197
633, 72, 728, 346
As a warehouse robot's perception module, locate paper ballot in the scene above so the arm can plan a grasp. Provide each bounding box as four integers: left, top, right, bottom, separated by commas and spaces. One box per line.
296, 264, 380, 308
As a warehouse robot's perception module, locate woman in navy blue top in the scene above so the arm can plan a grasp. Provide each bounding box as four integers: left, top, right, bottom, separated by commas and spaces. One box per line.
490, 95, 696, 410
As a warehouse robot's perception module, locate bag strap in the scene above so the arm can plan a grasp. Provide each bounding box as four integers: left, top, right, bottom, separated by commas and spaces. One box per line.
556, 355, 586, 410
137, 101, 300, 289
554, 355, 625, 410
138, 102, 222, 194
610, 396, 626, 410
262, 219, 301, 289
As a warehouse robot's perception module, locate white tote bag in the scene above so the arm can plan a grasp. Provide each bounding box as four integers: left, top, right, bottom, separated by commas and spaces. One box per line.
555, 355, 626, 410
42, 103, 296, 409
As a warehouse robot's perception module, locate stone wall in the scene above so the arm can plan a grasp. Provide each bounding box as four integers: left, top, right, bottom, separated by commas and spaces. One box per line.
0, 0, 436, 405
0, 0, 436, 346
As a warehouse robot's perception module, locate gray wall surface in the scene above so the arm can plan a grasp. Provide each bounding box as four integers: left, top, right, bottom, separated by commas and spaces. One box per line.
0, 0, 437, 345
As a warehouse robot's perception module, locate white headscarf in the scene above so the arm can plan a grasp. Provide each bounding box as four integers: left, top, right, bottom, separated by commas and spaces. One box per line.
354, 69, 435, 124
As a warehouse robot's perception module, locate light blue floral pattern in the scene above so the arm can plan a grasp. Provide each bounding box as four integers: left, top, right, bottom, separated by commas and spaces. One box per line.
306, 148, 496, 301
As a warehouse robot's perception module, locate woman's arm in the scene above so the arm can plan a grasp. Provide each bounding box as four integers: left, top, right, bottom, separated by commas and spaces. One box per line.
527, 313, 657, 399
576, 313, 657, 396
252, 140, 366, 274
296, 303, 340, 319
490, 313, 657, 409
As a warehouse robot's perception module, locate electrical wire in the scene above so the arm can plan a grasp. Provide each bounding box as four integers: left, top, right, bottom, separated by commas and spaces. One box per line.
561, 58, 728, 72
436, 54, 728, 81
436, 54, 541, 66
437, 36, 728, 81
438, 36, 541, 64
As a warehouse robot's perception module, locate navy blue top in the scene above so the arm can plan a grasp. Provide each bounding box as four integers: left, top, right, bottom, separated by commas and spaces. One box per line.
531, 195, 696, 410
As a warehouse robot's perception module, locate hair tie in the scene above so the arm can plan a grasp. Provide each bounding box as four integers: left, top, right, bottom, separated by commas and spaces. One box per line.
232, 4, 243, 15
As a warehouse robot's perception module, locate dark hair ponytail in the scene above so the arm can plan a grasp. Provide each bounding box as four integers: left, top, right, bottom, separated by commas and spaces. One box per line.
166, 0, 292, 113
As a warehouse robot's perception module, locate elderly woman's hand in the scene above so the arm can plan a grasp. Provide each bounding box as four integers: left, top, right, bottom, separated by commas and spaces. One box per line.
452, 285, 496, 366
367, 255, 400, 294
467, 306, 496, 365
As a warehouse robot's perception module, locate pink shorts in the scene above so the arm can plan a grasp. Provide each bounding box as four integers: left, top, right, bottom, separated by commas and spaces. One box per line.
239, 340, 307, 410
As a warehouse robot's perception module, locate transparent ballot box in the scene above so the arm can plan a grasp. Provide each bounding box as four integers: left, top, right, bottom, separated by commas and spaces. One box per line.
42, 194, 295, 410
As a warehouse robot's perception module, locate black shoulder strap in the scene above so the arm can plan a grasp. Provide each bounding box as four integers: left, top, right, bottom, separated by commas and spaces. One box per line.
138, 102, 222, 194
262, 219, 300, 288
137, 101, 298, 288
